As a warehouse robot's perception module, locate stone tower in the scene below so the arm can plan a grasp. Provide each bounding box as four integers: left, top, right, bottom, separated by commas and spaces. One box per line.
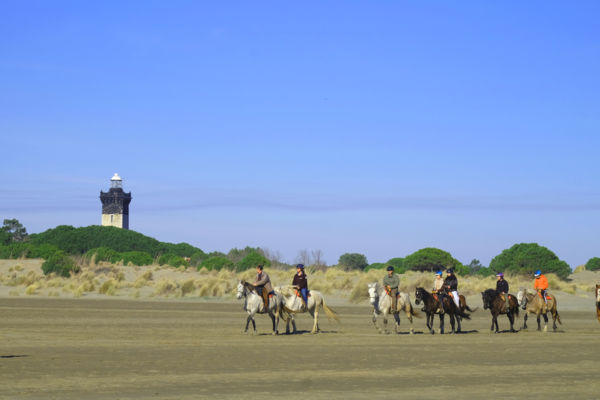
100, 173, 132, 229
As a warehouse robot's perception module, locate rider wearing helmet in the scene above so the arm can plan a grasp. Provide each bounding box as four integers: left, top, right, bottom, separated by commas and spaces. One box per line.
496, 272, 510, 311
383, 266, 400, 322
534, 269, 549, 305
433, 270, 445, 314
443, 268, 460, 308
292, 264, 309, 309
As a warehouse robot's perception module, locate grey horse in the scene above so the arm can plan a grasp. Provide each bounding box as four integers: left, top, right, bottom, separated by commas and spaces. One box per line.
368, 282, 417, 334
236, 280, 283, 335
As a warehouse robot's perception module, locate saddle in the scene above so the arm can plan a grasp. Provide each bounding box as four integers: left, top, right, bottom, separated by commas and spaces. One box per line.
537, 292, 552, 300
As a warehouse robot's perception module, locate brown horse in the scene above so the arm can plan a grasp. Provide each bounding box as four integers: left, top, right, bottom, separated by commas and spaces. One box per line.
517, 288, 561, 332
415, 287, 470, 334
481, 289, 519, 333
596, 284, 600, 323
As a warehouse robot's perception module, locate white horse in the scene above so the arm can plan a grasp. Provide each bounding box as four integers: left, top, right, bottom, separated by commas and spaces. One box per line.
278, 286, 339, 334
236, 280, 283, 335
368, 282, 417, 334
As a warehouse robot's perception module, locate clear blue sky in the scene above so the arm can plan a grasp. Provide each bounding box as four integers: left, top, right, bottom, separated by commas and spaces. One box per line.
1, 1, 599, 267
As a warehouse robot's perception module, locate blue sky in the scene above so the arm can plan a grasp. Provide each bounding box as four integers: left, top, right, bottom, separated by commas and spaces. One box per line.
1, 1, 599, 267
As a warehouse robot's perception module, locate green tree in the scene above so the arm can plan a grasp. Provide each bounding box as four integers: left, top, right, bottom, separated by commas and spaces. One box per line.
2, 218, 28, 242
585, 257, 600, 271
364, 262, 385, 272
338, 253, 368, 270
403, 248, 465, 274
237, 251, 270, 271
489, 243, 571, 279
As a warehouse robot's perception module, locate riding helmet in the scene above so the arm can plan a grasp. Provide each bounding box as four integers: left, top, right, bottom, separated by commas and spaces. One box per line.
534, 269, 541, 277
446, 268, 454, 274
386, 266, 394, 271
435, 270, 442, 276
496, 272, 504, 277
296, 264, 304, 270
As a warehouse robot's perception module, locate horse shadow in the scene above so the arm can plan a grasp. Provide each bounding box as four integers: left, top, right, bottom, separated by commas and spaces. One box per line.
1, 355, 28, 359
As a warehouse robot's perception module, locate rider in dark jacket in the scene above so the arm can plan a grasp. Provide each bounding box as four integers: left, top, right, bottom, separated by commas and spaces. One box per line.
292, 264, 309, 308
443, 269, 459, 307
495, 272, 510, 311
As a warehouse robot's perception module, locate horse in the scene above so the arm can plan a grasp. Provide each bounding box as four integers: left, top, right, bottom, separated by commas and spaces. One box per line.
481, 289, 519, 333
278, 286, 339, 334
596, 285, 600, 322
367, 282, 417, 334
236, 280, 283, 335
517, 288, 562, 332
414, 287, 470, 334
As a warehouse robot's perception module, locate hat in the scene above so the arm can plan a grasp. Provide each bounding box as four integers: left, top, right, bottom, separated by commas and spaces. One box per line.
446, 268, 454, 274
534, 269, 541, 277
435, 271, 442, 276
496, 272, 504, 277
386, 266, 394, 271
296, 264, 304, 270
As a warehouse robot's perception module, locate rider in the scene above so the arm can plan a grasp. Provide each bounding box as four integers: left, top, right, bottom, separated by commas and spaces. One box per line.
252, 265, 274, 310
432, 270, 445, 314
534, 269, 549, 305
383, 266, 401, 324
443, 268, 460, 308
292, 264, 309, 310
495, 272, 510, 312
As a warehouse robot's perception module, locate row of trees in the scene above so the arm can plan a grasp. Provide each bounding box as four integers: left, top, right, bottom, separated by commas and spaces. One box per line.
2, 219, 597, 279
337, 243, 579, 280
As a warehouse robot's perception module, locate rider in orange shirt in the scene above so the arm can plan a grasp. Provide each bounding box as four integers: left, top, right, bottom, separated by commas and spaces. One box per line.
534, 269, 549, 304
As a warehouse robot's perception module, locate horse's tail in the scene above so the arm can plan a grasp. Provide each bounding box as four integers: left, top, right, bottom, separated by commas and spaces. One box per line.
465, 304, 478, 312
321, 299, 340, 322
555, 308, 562, 325
457, 307, 471, 320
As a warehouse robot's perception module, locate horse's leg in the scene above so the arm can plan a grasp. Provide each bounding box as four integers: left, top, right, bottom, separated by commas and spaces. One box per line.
427, 313, 434, 334
490, 313, 495, 332
285, 314, 291, 334
508, 311, 516, 332
536, 314, 541, 331
552, 307, 558, 331
244, 314, 252, 334
542, 313, 548, 332
406, 307, 414, 335
456, 314, 462, 333
449, 313, 456, 334
270, 312, 277, 336
439, 313, 444, 334
522, 313, 528, 330
251, 316, 257, 335
372, 311, 380, 332
310, 306, 319, 334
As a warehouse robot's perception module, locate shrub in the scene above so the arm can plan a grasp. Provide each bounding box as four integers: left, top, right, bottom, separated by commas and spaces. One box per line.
42, 251, 80, 277
364, 262, 385, 272
586, 257, 600, 271
200, 256, 234, 271
86, 247, 122, 264
121, 251, 153, 266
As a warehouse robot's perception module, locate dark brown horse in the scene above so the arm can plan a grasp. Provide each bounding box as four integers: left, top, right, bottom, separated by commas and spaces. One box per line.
415, 287, 470, 334
481, 289, 519, 333
596, 284, 600, 323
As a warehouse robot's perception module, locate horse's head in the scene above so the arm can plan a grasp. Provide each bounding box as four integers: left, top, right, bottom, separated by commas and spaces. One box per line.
367, 283, 378, 305
596, 284, 600, 303
481, 289, 496, 310
414, 287, 425, 305
516, 288, 527, 309
236, 281, 246, 300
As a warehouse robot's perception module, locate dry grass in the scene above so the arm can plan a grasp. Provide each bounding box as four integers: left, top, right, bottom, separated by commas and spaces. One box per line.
2, 259, 598, 302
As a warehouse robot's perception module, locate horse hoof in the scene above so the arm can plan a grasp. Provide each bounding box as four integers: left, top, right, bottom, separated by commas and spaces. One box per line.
252, 331, 257, 336
243, 331, 248, 335
543, 326, 548, 332
409, 329, 414, 335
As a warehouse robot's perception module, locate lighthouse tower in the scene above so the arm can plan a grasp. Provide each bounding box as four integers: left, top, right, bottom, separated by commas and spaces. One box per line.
100, 173, 132, 229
